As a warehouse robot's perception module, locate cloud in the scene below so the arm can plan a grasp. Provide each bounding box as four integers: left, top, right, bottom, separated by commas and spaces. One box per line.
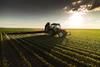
64, 0, 100, 13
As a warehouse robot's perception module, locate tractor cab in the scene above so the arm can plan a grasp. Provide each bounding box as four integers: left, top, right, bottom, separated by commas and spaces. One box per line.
50, 23, 61, 31
51, 23, 60, 28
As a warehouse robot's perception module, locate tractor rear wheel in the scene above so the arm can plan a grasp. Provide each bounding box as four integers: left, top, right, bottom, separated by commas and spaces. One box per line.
48, 29, 54, 36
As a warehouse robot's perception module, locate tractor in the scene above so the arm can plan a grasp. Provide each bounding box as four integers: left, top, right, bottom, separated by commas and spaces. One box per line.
45, 23, 71, 38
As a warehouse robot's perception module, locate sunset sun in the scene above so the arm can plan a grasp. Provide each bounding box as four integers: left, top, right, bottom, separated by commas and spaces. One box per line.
68, 12, 84, 28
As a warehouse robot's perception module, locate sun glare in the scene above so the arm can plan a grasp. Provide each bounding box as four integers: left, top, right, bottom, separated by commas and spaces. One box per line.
68, 12, 84, 28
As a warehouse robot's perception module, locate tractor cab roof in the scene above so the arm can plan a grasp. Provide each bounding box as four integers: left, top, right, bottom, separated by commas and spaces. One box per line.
51, 23, 60, 26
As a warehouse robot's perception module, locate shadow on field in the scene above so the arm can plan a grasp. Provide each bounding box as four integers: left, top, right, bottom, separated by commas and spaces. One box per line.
3, 31, 70, 67
20, 35, 67, 46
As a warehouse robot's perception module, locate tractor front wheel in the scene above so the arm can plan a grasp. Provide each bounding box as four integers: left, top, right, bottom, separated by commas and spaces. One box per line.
58, 32, 64, 37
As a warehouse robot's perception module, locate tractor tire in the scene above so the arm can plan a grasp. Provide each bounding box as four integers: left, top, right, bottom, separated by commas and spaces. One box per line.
48, 29, 54, 36
58, 32, 64, 38
58, 30, 67, 38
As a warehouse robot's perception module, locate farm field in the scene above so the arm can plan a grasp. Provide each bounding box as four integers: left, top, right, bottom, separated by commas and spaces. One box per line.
0, 29, 100, 67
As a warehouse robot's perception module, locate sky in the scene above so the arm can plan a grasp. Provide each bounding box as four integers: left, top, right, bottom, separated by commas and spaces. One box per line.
0, 0, 100, 29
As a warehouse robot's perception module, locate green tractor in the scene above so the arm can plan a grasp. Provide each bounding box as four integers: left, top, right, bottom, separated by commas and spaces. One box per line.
45, 23, 71, 38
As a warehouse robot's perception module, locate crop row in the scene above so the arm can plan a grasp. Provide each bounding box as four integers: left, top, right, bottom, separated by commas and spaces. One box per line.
9, 34, 70, 67
12, 34, 95, 66
21, 35, 100, 66
1, 33, 100, 67
16, 34, 100, 66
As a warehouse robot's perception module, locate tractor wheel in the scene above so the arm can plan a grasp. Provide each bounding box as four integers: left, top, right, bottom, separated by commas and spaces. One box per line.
58, 32, 64, 37
48, 29, 54, 36
58, 30, 67, 38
